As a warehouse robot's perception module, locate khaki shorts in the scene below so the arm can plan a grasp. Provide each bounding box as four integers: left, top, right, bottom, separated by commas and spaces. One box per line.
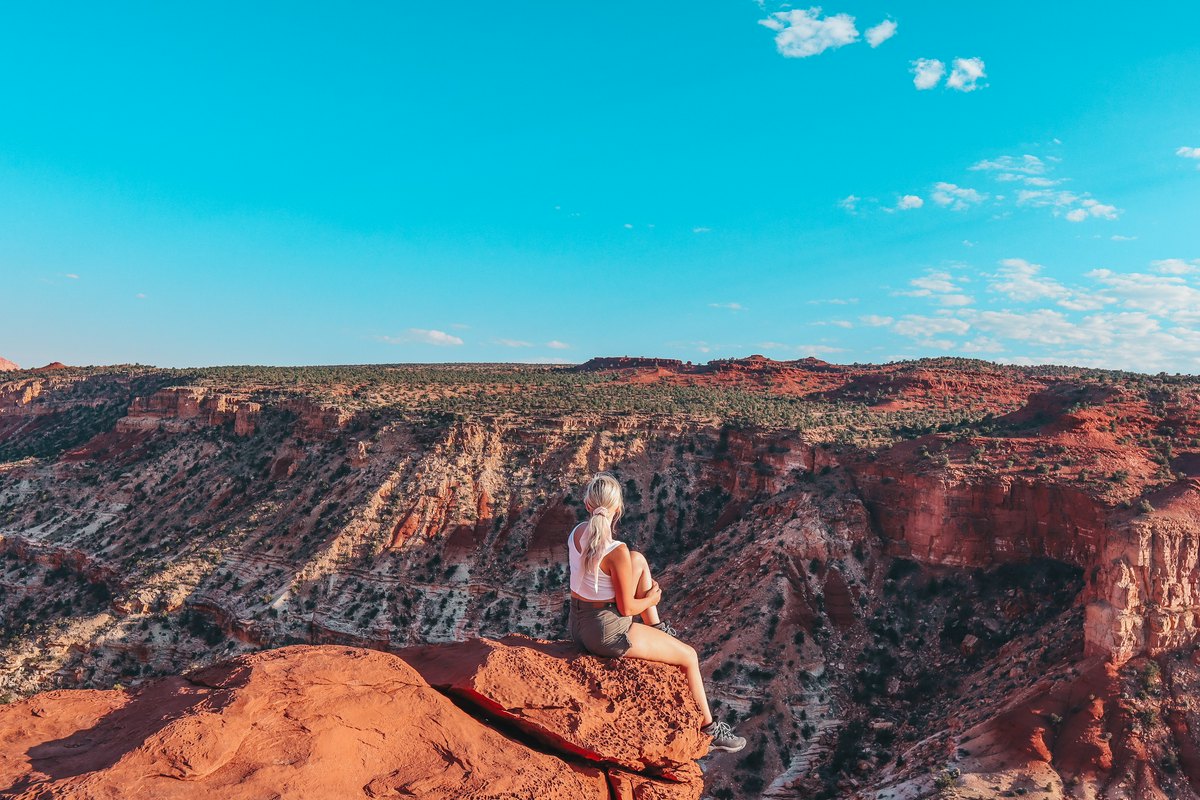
569, 597, 634, 658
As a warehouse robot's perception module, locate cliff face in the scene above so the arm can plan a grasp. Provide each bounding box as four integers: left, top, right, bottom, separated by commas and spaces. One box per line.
2, 359, 1200, 798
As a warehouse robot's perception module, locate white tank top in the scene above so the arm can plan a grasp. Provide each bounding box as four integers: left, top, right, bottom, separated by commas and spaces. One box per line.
568, 522, 624, 601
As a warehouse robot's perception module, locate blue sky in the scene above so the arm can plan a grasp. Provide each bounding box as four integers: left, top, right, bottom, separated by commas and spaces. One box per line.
3, 2, 1200, 372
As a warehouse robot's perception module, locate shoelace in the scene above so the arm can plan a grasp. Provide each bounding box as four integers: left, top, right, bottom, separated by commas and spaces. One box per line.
706, 720, 735, 740
654, 621, 679, 638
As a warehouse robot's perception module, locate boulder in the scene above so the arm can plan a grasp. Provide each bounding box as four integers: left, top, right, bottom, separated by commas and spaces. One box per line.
400, 635, 709, 780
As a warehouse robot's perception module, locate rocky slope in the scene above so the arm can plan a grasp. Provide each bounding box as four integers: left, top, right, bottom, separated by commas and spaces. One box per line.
1, 357, 1199, 798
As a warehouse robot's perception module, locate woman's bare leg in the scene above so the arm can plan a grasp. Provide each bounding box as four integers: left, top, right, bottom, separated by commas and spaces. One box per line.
623, 623, 713, 726
629, 550, 661, 626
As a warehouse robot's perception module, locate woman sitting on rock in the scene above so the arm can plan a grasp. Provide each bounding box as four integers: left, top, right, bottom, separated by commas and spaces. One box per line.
567, 471, 746, 753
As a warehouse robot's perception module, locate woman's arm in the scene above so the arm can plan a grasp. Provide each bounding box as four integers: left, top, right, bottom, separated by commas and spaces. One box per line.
604, 544, 661, 617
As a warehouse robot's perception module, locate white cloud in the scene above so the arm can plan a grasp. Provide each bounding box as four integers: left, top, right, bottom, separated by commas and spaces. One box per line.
709, 302, 745, 311
946, 57, 986, 92
895, 270, 974, 306
757, 342, 847, 356
135, 292, 147, 299
1151, 258, 1198, 275
1086, 269, 1200, 323
692, 227, 711, 233
546, 340, 571, 349
931, 182, 987, 210
384, 328, 465, 346
1066, 208, 1087, 222
896, 194, 924, 210
623, 223, 634, 229
892, 315, 971, 338
1111, 234, 1137, 242
859, 314, 893, 326
905, 271, 958, 295
1177, 146, 1200, 168
495, 338, 532, 347
1080, 199, 1118, 220
960, 337, 1005, 354
759, 8, 859, 58
940, 294, 975, 306
838, 194, 860, 213
65, 273, 80, 280
911, 58, 945, 90
971, 155, 1047, 175
864, 19, 897, 47
990, 258, 1109, 311
808, 297, 859, 305
878, 258, 1200, 371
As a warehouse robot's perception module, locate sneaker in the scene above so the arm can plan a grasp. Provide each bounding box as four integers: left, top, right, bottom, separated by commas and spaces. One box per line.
652, 620, 680, 638
702, 720, 747, 753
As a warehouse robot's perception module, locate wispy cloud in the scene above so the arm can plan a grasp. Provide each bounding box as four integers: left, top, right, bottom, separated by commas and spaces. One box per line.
64, 273, 80, 280
990, 258, 1110, 311
971, 153, 1121, 222
859, 314, 893, 326
894, 270, 973, 306
759, 7, 859, 58
875, 258, 1200, 371
692, 227, 711, 233
838, 194, 860, 213
1177, 146, 1200, 168
1151, 258, 1198, 275
495, 338, 532, 347
864, 19, 896, 47
709, 302, 745, 311
378, 328, 465, 346
756, 342, 847, 356
931, 182, 987, 210
546, 340, 571, 349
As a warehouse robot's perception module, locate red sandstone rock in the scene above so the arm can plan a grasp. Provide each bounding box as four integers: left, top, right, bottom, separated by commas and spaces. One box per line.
0, 356, 18, 371
400, 636, 710, 780
0, 645, 614, 799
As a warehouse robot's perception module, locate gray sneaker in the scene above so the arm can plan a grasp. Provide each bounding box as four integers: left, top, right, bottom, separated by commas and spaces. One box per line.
702, 720, 747, 753
652, 620, 680, 638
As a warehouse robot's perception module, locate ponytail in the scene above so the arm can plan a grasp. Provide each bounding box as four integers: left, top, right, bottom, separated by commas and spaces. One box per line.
580, 472, 625, 591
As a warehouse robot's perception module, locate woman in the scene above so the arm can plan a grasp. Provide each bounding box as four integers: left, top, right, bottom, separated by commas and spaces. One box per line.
567, 472, 746, 753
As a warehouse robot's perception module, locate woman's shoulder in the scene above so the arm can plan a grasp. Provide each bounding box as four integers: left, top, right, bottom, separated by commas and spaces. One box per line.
603, 539, 628, 556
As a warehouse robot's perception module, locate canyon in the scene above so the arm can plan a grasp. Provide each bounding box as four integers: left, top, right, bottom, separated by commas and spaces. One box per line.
1, 357, 1199, 798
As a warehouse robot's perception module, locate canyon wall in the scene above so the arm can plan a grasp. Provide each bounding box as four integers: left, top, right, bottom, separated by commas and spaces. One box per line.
3, 362, 1200, 798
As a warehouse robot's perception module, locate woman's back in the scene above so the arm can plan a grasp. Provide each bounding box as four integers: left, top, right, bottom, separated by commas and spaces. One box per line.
568, 522, 624, 600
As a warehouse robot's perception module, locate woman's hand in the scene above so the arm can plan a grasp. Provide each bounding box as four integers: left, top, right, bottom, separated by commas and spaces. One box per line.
647, 580, 663, 605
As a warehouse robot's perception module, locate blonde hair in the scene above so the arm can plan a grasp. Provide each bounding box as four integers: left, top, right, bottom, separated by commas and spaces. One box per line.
581, 472, 624, 591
